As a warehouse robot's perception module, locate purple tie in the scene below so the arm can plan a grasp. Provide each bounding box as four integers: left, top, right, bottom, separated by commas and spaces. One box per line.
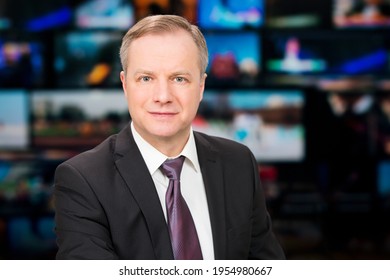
160, 156, 203, 260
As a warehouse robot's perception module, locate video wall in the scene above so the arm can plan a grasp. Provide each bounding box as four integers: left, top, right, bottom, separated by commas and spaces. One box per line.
1, 0, 390, 259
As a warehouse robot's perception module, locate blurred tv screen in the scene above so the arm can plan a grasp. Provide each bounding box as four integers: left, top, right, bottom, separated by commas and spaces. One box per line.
0, 159, 49, 203
31, 89, 130, 149
0, 39, 45, 88
54, 31, 122, 88
204, 32, 260, 85
133, 0, 170, 20
333, 0, 390, 28
193, 89, 305, 162
266, 0, 332, 28
132, 0, 198, 23
6, 216, 56, 258
2, 0, 72, 31
0, 0, 11, 30
74, 0, 135, 30
198, 0, 264, 29
378, 161, 390, 198
264, 30, 388, 75
0, 91, 29, 150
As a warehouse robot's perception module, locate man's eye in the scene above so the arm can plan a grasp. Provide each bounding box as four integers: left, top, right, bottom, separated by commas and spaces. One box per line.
140, 76, 151, 82
175, 77, 186, 83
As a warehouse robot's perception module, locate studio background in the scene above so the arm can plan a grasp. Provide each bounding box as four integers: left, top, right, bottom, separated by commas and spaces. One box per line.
1, 0, 390, 259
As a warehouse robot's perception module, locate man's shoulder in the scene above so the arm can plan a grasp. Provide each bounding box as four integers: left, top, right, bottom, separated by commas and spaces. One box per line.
59, 133, 118, 170
194, 131, 252, 155
194, 131, 257, 176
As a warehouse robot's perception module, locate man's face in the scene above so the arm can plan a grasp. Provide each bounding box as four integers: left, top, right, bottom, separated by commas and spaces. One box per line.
120, 30, 206, 148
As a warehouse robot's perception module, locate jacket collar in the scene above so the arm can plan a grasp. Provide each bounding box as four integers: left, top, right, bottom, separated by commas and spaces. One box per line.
114, 124, 173, 259
194, 132, 227, 260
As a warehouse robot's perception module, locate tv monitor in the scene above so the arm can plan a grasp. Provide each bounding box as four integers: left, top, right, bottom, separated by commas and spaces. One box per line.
0, 91, 29, 150
74, 0, 135, 30
193, 89, 305, 162
3, 0, 72, 31
0, 156, 57, 258
0, 39, 45, 88
133, 0, 197, 23
0, 0, 11, 30
0, 159, 47, 203
170, 0, 198, 23
264, 31, 387, 75
31, 89, 130, 149
333, 0, 390, 28
133, 0, 171, 20
204, 32, 260, 85
54, 31, 122, 88
198, 0, 264, 29
314, 88, 378, 161
266, 0, 332, 28
378, 161, 390, 198
6, 217, 56, 258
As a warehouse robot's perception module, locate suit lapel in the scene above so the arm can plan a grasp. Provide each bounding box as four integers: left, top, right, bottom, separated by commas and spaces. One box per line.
194, 132, 227, 260
113, 125, 173, 259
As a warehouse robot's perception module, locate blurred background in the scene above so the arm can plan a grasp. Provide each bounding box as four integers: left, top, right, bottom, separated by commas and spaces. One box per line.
1, 0, 390, 259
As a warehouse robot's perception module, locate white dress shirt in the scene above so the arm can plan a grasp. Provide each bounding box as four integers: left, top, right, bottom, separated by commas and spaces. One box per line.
131, 122, 215, 259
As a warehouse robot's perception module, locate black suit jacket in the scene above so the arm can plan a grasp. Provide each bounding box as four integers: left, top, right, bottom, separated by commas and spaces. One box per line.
54, 124, 285, 259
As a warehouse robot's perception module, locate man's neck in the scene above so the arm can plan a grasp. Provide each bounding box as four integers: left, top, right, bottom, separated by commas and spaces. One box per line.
132, 123, 190, 157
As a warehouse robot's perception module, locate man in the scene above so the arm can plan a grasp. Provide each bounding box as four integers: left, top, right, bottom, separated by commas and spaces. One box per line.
54, 14, 285, 260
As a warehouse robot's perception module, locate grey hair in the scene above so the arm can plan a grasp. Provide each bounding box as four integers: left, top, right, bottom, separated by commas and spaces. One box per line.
119, 14, 208, 74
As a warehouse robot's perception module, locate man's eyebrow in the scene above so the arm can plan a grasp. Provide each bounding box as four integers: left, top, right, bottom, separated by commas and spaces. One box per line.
170, 71, 192, 76
132, 69, 194, 77
133, 69, 155, 76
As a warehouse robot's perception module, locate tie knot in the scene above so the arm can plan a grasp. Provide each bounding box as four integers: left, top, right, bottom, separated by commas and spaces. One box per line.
160, 156, 185, 180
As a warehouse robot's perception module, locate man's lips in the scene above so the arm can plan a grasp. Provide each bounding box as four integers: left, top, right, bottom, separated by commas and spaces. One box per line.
149, 111, 178, 116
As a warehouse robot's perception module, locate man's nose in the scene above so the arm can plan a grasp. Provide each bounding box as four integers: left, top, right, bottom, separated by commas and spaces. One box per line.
152, 80, 173, 103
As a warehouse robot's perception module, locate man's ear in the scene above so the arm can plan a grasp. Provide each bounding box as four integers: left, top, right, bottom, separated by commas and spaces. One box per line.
199, 73, 207, 101
120, 71, 128, 98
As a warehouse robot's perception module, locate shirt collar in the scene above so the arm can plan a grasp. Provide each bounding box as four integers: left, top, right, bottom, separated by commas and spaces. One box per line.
181, 128, 201, 173
131, 122, 200, 175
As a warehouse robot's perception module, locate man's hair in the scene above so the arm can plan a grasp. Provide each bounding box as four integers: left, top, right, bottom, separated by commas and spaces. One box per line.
119, 14, 208, 74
